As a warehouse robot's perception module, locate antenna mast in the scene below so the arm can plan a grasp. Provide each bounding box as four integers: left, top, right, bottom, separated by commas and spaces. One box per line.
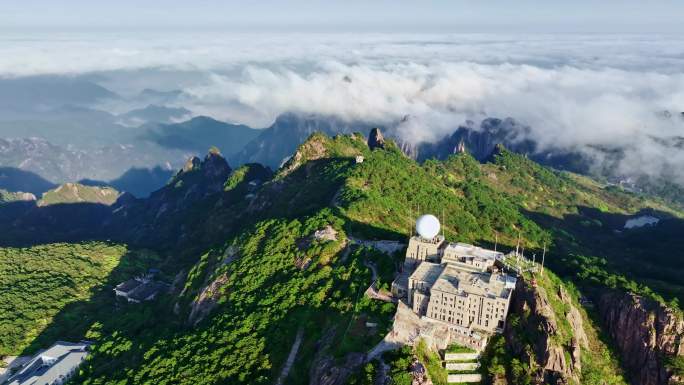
441, 208, 445, 239
410, 204, 413, 237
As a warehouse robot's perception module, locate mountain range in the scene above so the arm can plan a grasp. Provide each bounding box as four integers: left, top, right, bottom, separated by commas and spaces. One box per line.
1, 129, 682, 385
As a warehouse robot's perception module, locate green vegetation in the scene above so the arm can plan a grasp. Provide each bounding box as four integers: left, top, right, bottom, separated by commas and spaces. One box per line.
445, 344, 475, 354
38, 183, 120, 206
415, 340, 447, 385
479, 269, 628, 385
348, 346, 414, 385
384, 347, 415, 385
67, 209, 395, 385
666, 356, 684, 380
2, 132, 683, 384
0, 242, 144, 356
0, 188, 33, 204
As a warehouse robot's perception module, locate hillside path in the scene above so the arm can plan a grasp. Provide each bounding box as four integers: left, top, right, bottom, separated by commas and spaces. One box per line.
275, 327, 304, 385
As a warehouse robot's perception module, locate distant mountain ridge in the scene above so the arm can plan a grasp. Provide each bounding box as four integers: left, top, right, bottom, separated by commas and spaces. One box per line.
230, 112, 378, 168
142, 116, 260, 156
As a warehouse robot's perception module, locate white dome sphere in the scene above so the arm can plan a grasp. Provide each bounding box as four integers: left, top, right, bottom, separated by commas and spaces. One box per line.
416, 214, 440, 239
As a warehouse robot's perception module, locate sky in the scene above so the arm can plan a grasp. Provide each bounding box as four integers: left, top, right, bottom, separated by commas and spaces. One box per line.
2, 0, 684, 33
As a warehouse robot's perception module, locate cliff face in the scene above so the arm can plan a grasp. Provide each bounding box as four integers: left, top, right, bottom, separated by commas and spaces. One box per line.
598, 292, 684, 385
367, 127, 386, 150
505, 279, 586, 385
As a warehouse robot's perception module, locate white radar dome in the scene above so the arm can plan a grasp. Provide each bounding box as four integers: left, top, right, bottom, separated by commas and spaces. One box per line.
416, 214, 440, 239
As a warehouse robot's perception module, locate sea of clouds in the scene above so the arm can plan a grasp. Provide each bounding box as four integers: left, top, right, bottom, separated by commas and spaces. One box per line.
1, 31, 683, 184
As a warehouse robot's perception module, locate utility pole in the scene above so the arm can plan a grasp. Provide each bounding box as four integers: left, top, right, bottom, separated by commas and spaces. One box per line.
541, 243, 546, 275
442, 208, 445, 239
494, 232, 498, 252
410, 204, 413, 237
515, 231, 521, 262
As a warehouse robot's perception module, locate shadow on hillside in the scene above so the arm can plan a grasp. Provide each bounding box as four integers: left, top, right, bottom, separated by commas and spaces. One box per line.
79, 166, 175, 198
0, 200, 115, 247
521, 205, 684, 303
16, 246, 166, 357
11, 186, 407, 384
0, 167, 56, 195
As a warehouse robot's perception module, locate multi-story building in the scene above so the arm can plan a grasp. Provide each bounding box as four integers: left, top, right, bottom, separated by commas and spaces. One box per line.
393, 235, 517, 338
404, 235, 445, 267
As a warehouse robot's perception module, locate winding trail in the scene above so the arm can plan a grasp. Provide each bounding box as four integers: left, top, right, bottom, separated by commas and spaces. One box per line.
363, 260, 397, 303
275, 327, 304, 385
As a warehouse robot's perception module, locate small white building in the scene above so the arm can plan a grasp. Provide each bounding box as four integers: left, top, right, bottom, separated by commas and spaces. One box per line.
7, 341, 89, 385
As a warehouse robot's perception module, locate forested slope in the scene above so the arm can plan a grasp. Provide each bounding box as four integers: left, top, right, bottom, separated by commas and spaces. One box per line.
2, 131, 682, 384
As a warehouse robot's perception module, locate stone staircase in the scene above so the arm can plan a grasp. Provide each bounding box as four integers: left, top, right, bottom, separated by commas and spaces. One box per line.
443, 351, 482, 384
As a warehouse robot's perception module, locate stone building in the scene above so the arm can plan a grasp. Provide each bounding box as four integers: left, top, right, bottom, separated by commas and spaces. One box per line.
392, 234, 516, 342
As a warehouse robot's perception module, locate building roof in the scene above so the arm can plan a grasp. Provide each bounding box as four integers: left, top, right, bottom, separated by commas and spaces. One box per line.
409, 234, 445, 246
409, 262, 444, 286
127, 281, 169, 302
8, 341, 89, 385
115, 278, 143, 293
430, 266, 513, 299
443, 242, 504, 260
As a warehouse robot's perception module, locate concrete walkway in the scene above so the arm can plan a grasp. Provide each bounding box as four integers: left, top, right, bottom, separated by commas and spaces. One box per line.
348, 236, 405, 255
275, 327, 304, 385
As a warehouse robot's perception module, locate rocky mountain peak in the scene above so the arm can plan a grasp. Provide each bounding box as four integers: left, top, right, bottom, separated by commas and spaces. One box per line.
455, 139, 466, 154
367, 127, 385, 150
202, 148, 231, 179
183, 156, 202, 173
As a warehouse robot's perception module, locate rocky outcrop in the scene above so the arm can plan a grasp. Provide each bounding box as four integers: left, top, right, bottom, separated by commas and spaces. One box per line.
367, 128, 385, 150
278, 134, 329, 177
0, 188, 36, 204
37, 182, 121, 207
309, 353, 365, 385
187, 272, 229, 325
598, 292, 684, 385
183, 156, 201, 172
506, 279, 582, 385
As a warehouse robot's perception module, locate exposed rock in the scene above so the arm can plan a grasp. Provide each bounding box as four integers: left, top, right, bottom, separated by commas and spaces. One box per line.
598, 291, 684, 385
506, 279, 579, 385
559, 286, 589, 350
309, 353, 365, 385
183, 156, 201, 172
410, 359, 432, 385
37, 182, 121, 206
367, 127, 385, 150
491, 374, 509, 385
279, 135, 329, 177
187, 272, 229, 325
314, 225, 338, 241
566, 306, 589, 350
455, 139, 466, 154
294, 256, 312, 270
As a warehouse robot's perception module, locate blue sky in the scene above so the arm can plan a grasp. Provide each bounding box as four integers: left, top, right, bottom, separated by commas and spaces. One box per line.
2, 0, 684, 33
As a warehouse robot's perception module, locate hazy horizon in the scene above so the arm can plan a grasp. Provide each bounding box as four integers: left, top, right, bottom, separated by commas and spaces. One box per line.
2, 0, 684, 33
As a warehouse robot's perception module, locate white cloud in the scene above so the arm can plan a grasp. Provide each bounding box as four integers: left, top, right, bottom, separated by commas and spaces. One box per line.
186, 59, 684, 184
1, 31, 684, 184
